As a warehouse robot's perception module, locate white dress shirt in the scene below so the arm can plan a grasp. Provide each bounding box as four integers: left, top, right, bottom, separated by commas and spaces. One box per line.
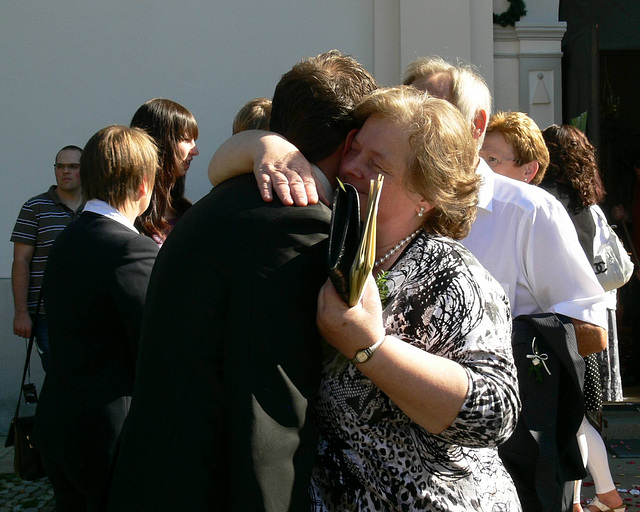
461, 159, 607, 328
83, 199, 139, 233
312, 163, 333, 198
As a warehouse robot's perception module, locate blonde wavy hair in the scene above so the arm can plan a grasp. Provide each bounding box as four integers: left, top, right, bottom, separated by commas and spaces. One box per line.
232, 97, 272, 135
354, 86, 480, 240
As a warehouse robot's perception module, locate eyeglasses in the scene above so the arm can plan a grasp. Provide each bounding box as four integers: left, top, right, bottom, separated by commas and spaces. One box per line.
54, 163, 80, 171
483, 156, 521, 167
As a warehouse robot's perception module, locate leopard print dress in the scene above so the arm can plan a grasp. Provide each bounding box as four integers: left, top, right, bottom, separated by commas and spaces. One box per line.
310, 233, 522, 511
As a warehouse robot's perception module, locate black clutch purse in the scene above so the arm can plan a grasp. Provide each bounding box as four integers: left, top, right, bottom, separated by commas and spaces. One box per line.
327, 176, 384, 306
327, 181, 361, 304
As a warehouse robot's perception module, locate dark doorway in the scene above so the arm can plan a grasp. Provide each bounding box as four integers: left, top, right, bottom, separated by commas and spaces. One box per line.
560, 0, 640, 397
599, 50, 640, 209
598, 51, 640, 396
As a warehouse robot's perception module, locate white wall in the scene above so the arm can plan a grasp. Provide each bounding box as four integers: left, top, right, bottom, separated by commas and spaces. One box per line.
491, 0, 565, 128
0, 0, 375, 434
0, 0, 508, 277
0, 0, 377, 279
1, 0, 541, 432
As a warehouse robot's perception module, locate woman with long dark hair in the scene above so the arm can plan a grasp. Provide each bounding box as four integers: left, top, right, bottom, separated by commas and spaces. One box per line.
131, 98, 199, 245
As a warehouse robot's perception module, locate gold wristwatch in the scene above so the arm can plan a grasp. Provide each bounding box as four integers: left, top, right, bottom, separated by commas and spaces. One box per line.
351, 336, 386, 364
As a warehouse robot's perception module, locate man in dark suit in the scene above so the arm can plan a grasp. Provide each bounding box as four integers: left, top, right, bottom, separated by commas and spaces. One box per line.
105, 51, 378, 511
33, 125, 159, 511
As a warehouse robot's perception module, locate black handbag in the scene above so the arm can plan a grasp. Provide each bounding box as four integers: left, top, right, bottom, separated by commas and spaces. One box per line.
4, 291, 47, 481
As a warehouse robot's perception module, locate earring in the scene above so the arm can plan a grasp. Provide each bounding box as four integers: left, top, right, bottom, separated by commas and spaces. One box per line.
524, 178, 528, 182
417, 207, 425, 218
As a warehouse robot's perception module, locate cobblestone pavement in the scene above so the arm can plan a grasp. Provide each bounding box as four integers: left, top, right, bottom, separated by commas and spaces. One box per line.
1, 443, 638, 510
2, 464, 639, 511
1, 436, 54, 512
0, 474, 54, 512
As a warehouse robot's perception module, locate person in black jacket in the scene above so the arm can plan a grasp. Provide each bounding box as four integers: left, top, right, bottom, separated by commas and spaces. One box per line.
105, 51, 377, 511
33, 125, 159, 511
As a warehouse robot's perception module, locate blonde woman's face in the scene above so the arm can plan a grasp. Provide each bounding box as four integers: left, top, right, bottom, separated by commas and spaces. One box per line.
338, 115, 429, 235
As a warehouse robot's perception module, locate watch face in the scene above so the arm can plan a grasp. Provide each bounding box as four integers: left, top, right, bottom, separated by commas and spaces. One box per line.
354, 350, 369, 363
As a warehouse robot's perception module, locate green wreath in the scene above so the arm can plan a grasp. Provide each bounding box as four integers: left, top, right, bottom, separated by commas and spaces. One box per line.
493, 0, 527, 27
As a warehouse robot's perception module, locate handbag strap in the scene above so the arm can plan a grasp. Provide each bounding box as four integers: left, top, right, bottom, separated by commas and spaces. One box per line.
13, 289, 43, 420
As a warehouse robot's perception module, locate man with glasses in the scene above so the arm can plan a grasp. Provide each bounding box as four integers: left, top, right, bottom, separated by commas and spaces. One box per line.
10, 145, 84, 371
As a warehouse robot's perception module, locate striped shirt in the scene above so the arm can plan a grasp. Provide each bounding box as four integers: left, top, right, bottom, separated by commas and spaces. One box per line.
10, 186, 83, 314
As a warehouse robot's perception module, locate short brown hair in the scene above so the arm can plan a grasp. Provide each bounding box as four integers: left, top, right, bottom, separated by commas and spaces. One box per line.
355, 86, 480, 240
81, 126, 158, 209
55, 145, 83, 162
270, 50, 378, 162
232, 97, 272, 134
486, 111, 550, 185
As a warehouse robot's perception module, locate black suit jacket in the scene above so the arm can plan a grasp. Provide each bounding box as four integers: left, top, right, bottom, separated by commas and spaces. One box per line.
106, 174, 332, 511
33, 212, 158, 468
498, 313, 586, 512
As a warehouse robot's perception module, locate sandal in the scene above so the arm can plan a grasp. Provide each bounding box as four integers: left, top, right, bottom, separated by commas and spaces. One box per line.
586, 496, 626, 512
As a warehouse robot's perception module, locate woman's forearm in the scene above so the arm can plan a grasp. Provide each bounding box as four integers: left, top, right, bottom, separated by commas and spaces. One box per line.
353, 335, 469, 434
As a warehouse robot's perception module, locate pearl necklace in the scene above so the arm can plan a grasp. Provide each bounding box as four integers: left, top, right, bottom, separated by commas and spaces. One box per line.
374, 228, 422, 267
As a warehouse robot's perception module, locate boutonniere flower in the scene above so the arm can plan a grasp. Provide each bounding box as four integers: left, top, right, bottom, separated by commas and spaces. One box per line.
526, 337, 551, 384
376, 270, 390, 306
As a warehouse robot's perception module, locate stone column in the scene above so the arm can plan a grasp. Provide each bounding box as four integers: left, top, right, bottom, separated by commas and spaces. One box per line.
515, 22, 567, 129
491, 0, 566, 129
373, 0, 494, 90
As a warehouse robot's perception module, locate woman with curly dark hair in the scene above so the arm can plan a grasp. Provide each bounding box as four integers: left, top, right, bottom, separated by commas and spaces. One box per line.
131, 98, 199, 245
542, 124, 605, 253
543, 125, 605, 197
542, 124, 626, 512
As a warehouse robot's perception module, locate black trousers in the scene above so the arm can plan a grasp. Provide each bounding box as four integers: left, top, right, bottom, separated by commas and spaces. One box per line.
40, 454, 109, 512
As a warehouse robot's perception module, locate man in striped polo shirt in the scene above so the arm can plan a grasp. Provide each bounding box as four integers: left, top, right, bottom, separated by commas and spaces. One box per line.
11, 145, 84, 371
